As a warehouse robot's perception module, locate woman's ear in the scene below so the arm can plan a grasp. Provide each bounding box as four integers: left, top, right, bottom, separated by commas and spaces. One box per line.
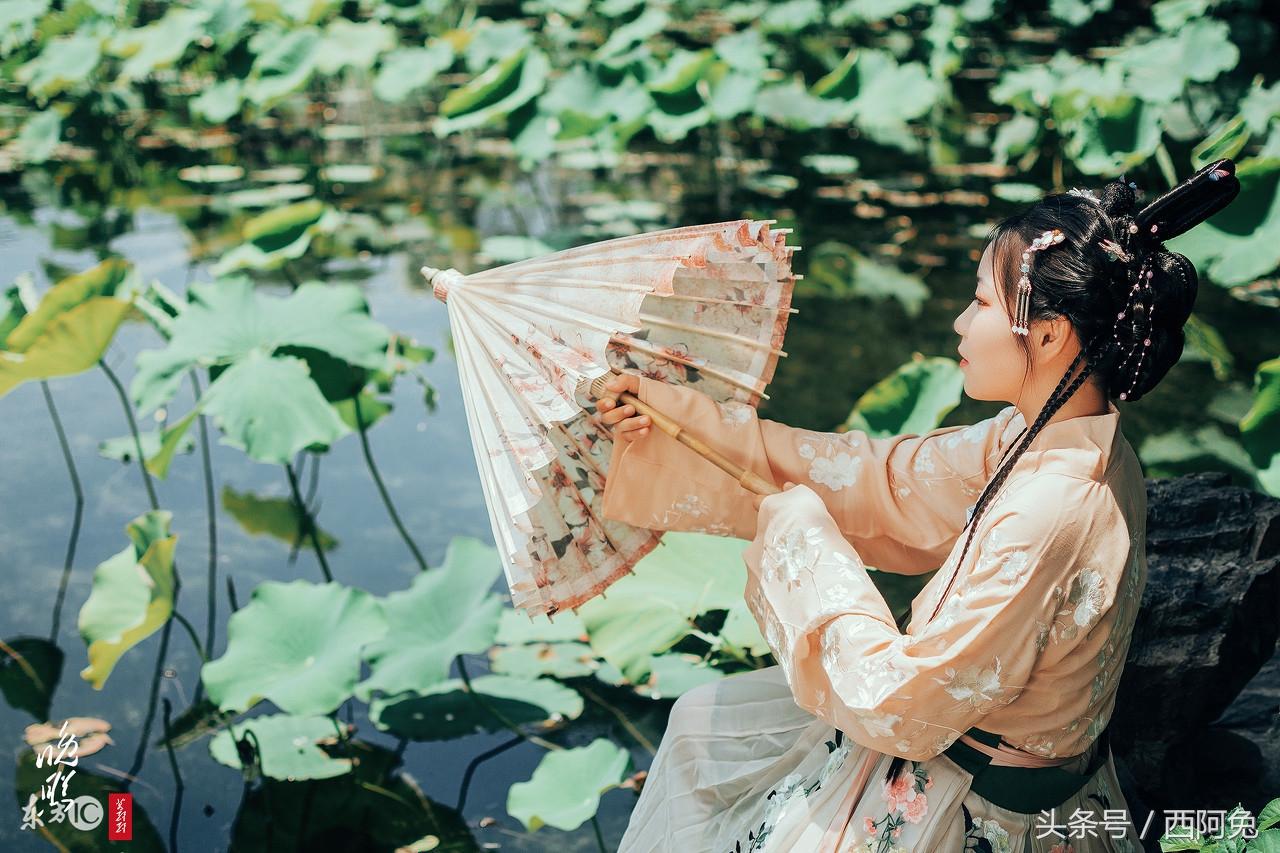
1035, 314, 1076, 362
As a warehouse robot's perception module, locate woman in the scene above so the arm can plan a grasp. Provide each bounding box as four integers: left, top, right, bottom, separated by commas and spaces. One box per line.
592, 162, 1240, 852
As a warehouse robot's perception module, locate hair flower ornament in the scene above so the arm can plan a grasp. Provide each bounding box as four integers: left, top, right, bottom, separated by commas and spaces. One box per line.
1012, 228, 1065, 335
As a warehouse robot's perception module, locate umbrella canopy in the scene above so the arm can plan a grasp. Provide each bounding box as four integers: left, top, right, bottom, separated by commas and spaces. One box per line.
423, 219, 799, 621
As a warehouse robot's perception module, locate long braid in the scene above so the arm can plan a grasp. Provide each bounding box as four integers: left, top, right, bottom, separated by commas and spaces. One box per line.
880, 339, 1101, 787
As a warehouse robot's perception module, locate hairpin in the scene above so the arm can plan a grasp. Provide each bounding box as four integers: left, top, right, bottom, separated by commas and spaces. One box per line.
1111, 260, 1156, 400
1098, 238, 1133, 264
1012, 228, 1065, 335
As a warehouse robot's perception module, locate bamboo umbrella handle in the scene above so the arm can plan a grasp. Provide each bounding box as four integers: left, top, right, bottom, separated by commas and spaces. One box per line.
588, 375, 780, 497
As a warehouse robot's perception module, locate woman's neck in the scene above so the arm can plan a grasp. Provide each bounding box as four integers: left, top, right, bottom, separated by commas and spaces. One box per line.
1015, 379, 1110, 430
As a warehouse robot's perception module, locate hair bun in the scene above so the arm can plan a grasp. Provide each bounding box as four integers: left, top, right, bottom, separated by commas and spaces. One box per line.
1150, 250, 1197, 327
1100, 178, 1138, 219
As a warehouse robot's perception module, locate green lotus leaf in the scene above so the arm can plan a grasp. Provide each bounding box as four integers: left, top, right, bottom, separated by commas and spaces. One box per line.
539, 66, 613, 138
849, 51, 942, 129
228, 740, 477, 850
78, 511, 178, 690
495, 607, 588, 645
196, 352, 352, 464
1139, 424, 1257, 482
704, 64, 761, 122
435, 48, 550, 136
315, 19, 396, 75
202, 579, 388, 715
99, 427, 194, 464
17, 109, 61, 163
221, 484, 339, 551
718, 605, 769, 657
368, 674, 583, 740
274, 0, 343, 23
754, 77, 844, 131
1106, 18, 1238, 105
1191, 114, 1250, 168
507, 739, 629, 832
0, 0, 48, 59
1241, 78, 1280, 136
332, 391, 392, 432
811, 49, 859, 101
0, 636, 63, 720
208, 713, 353, 780
801, 241, 931, 317
5, 257, 132, 352
594, 6, 667, 59
1240, 357, 1280, 497
16, 749, 165, 851
0, 283, 26, 345
1260, 798, 1280, 833
479, 235, 555, 263
109, 7, 208, 82
1049, 0, 1112, 26
576, 531, 753, 682
713, 27, 769, 75
632, 652, 724, 700
462, 19, 532, 72
130, 275, 389, 415
1166, 155, 1280, 287
212, 199, 341, 275
372, 41, 455, 103
191, 78, 244, 124
489, 641, 598, 680
1061, 94, 1162, 176
243, 27, 322, 107
356, 537, 504, 700
0, 293, 117, 399
841, 356, 965, 438
16, 26, 103, 101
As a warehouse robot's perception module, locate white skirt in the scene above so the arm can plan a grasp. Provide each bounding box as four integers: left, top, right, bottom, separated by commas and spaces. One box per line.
617, 664, 1145, 853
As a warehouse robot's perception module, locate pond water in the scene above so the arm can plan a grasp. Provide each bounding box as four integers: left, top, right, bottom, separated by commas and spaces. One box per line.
2, 109, 1275, 852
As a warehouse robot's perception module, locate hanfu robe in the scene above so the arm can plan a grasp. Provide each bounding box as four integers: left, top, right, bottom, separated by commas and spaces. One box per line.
601, 375, 1148, 852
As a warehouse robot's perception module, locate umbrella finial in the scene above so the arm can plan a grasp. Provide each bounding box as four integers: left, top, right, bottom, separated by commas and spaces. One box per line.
421, 266, 462, 303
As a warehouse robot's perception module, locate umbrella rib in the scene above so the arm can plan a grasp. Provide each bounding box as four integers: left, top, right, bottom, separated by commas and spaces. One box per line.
637, 312, 788, 357
470, 220, 762, 273
610, 334, 771, 401
660, 292, 800, 313
466, 276, 795, 314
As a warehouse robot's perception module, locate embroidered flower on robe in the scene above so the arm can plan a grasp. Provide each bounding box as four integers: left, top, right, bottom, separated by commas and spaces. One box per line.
1070, 568, 1106, 628
716, 399, 754, 426
761, 525, 823, 589
967, 813, 1013, 853
1036, 567, 1108, 649
858, 709, 902, 739
912, 444, 936, 475
934, 657, 1007, 709
796, 435, 863, 490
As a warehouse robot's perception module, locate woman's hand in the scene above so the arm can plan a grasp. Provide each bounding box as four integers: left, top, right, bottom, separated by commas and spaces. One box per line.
593, 373, 651, 442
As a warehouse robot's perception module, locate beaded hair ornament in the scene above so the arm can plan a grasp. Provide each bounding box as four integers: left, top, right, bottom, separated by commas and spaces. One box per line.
1011, 158, 1241, 401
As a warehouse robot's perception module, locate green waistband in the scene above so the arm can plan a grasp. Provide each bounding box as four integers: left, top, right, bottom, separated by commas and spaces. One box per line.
940, 726, 1111, 815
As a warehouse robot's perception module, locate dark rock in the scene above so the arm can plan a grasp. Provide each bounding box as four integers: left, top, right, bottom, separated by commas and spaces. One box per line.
1111, 471, 1280, 844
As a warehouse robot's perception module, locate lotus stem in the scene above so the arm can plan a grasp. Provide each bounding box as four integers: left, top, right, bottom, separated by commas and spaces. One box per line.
285, 461, 333, 582
98, 359, 159, 511
354, 394, 428, 572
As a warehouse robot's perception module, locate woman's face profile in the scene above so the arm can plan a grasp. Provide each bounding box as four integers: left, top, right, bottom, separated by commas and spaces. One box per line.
953, 241, 1028, 404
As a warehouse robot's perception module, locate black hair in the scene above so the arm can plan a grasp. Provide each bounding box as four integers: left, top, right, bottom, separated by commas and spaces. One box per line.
879, 160, 1240, 787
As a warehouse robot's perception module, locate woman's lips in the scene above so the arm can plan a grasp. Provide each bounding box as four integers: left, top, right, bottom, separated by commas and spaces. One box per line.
959, 357, 969, 366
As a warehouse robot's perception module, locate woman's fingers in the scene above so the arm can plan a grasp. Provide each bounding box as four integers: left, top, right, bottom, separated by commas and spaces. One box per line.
591, 374, 647, 441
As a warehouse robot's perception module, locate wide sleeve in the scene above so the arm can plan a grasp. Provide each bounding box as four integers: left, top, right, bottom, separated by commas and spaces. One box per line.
600, 375, 1024, 574
740, 476, 1122, 761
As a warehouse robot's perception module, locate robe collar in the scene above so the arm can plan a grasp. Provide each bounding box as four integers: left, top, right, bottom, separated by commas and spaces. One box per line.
999, 400, 1125, 482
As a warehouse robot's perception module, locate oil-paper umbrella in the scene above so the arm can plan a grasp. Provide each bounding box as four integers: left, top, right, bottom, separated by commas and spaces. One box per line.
422, 220, 799, 622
